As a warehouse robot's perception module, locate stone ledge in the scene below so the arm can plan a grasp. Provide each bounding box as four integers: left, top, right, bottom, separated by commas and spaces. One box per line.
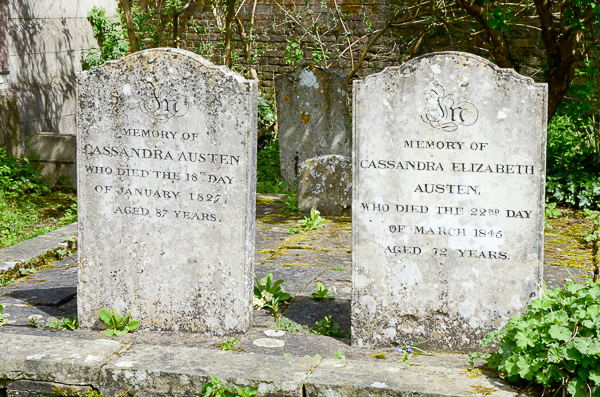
0, 332, 529, 397
0, 223, 77, 272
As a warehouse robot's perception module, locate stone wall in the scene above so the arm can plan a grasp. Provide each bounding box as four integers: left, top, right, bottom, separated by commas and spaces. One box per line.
174, 0, 546, 93
0, 0, 118, 156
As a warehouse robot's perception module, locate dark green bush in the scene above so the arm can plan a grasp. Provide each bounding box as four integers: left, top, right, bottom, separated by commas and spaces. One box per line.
0, 148, 48, 196
472, 279, 600, 397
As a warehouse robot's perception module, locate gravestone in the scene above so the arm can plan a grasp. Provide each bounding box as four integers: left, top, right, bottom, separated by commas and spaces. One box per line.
297, 155, 351, 216
352, 52, 547, 351
77, 48, 257, 335
275, 67, 350, 182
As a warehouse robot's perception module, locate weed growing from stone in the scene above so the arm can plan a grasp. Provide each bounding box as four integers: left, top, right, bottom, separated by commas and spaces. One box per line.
311, 282, 335, 300
287, 208, 326, 234
45, 315, 79, 331
545, 202, 562, 236
282, 193, 300, 214
201, 374, 258, 397
273, 317, 302, 332
28, 316, 41, 328
99, 308, 139, 337
253, 273, 292, 318
395, 340, 426, 364
0, 304, 8, 326
334, 351, 346, 360
469, 278, 600, 397
19, 267, 36, 276
219, 337, 240, 351
311, 315, 344, 338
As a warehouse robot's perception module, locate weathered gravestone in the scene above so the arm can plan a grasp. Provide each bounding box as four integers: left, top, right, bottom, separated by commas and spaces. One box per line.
352, 52, 547, 351
77, 48, 257, 335
275, 67, 351, 182
297, 155, 351, 216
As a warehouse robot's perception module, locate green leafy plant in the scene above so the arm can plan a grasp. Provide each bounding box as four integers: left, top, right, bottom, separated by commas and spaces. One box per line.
45, 316, 79, 331
582, 209, 600, 279
200, 375, 258, 397
311, 282, 335, 300
0, 304, 8, 326
282, 194, 300, 214
334, 350, 346, 360
219, 337, 240, 351
273, 317, 300, 332
19, 267, 37, 276
99, 308, 139, 336
253, 273, 292, 317
28, 317, 41, 328
545, 202, 562, 235
0, 147, 49, 196
288, 208, 326, 234
469, 279, 600, 397
311, 315, 343, 338
82, 6, 129, 70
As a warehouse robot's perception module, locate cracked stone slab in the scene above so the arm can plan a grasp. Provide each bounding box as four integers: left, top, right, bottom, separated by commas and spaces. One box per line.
0, 332, 122, 385
305, 359, 530, 397
98, 345, 320, 397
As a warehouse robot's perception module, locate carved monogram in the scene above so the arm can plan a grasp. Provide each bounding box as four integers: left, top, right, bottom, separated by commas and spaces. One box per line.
421, 84, 478, 132
139, 81, 189, 123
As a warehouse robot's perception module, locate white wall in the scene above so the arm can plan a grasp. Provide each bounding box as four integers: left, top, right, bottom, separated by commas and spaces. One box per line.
0, 0, 119, 155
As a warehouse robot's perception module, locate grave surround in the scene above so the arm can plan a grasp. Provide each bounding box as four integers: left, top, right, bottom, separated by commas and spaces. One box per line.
275, 67, 351, 182
76, 48, 257, 335
352, 52, 547, 351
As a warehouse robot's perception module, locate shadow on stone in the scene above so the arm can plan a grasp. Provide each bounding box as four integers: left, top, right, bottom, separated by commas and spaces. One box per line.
283, 297, 351, 337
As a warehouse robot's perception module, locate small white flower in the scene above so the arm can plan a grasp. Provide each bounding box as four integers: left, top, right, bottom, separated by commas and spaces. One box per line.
262, 291, 273, 301
259, 279, 267, 286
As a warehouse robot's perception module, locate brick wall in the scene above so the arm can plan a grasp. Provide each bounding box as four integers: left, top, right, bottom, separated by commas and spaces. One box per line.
171, 0, 546, 94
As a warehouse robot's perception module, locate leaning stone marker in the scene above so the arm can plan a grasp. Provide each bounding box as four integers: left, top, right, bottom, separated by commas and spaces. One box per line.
275, 67, 350, 182
77, 49, 257, 335
352, 52, 547, 351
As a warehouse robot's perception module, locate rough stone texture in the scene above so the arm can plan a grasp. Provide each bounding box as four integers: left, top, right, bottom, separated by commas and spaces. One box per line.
7, 380, 91, 397
28, 132, 77, 189
275, 67, 351, 182
76, 48, 257, 335
305, 359, 525, 397
297, 155, 352, 216
0, 0, 119, 156
0, 333, 122, 385
352, 52, 547, 352
99, 345, 319, 397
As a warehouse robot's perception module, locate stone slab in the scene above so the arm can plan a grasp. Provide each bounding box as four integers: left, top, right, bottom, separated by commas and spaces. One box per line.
352, 51, 547, 351
76, 48, 257, 335
275, 67, 351, 182
98, 345, 319, 397
297, 155, 351, 216
0, 223, 77, 271
305, 359, 527, 397
28, 132, 76, 163
0, 332, 122, 385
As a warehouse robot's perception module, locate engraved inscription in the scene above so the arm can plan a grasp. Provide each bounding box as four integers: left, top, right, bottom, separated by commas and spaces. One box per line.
421, 84, 478, 131
140, 81, 189, 122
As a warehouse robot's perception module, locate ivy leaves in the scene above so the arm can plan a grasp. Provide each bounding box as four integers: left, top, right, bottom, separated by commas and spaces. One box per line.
473, 279, 600, 396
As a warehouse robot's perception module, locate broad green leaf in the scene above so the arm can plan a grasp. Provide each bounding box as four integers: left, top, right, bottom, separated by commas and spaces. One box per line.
115, 327, 128, 335
516, 356, 533, 379
515, 329, 537, 349
104, 328, 114, 337
573, 338, 590, 355
547, 346, 563, 363
99, 308, 113, 325
549, 324, 572, 341
530, 298, 551, 311
589, 370, 600, 384
127, 320, 139, 331
567, 377, 586, 397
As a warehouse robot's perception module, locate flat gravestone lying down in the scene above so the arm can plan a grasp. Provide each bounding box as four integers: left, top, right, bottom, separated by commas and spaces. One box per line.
77, 48, 257, 335
275, 67, 351, 182
352, 51, 547, 352
297, 155, 351, 216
